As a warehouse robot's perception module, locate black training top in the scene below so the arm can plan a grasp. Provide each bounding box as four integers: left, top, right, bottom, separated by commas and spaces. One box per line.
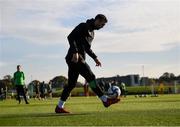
65, 18, 97, 62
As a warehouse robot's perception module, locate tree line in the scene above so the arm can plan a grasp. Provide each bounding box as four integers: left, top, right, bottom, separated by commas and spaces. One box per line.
0, 72, 180, 90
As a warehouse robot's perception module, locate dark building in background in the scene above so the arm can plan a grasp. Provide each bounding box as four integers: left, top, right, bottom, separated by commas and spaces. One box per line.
119, 75, 140, 86
97, 74, 140, 86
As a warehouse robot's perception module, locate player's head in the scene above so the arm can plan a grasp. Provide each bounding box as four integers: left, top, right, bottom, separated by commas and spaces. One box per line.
94, 14, 108, 30
17, 65, 21, 71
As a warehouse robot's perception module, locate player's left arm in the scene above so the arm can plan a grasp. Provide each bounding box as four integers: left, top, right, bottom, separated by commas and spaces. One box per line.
80, 25, 102, 66
22, 72, 25, 80
13, 72, 16, 85
86, 48, 101, 67
94, 57, 101, 67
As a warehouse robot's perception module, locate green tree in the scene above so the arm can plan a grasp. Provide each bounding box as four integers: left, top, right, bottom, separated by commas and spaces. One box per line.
159, 72, 175, 83
0, 75, 13, 89
51, 75, 68, 88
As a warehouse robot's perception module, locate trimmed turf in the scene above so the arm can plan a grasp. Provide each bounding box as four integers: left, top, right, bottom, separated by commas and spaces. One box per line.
0, 94, 180, 126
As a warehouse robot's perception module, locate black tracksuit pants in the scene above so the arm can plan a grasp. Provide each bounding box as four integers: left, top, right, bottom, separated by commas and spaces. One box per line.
61, 60, 103, 101
16, 85, 28, 103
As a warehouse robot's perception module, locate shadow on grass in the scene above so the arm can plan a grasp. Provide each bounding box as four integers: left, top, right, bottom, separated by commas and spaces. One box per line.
0, 112, 90, 119
0, 103, 55, 108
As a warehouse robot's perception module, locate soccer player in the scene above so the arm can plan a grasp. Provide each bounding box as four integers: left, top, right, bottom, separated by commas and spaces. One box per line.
13, 65, 29, 104
55, 14, 120, 113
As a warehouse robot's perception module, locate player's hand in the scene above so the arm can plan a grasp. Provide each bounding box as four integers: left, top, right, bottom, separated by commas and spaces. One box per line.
71, 53, 79, 63
94, 58, 102, 67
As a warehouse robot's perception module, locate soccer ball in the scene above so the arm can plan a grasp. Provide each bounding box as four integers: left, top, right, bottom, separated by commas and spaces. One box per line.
107, 86, 121, 98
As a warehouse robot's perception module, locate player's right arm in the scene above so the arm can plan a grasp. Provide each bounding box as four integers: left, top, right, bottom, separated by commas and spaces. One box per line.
67, 23, 85, 63
13, 72, 16, 85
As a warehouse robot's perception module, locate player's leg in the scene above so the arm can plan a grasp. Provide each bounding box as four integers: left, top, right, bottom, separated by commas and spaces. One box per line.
79, 62, 120, 107
56, 62, 79, 113
79, 63, 107, 101
20, 85, 29, 104
61, 64, 79, 102
16, 86, 21, 104
79, 62, 104, 97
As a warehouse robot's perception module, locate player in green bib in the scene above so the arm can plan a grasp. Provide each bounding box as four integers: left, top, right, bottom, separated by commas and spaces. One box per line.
14, 65, 29, 104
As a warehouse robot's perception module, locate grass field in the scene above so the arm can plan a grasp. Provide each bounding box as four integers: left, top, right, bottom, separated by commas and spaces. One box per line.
0, 94, 180, 126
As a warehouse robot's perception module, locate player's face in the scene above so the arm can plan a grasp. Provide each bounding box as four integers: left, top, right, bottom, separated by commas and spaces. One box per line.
17, 66, 21, 71
94, 19, 106, 30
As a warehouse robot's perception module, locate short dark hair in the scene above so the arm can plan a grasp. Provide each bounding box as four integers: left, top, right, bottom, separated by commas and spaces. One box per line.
95, 14, 108, 22
17, 65, 21, 68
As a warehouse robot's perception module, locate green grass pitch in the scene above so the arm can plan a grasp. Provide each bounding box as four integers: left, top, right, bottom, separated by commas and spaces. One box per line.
0, 94, 180, 126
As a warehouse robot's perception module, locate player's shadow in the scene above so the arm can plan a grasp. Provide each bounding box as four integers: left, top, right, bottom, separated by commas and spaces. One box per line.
34, 112, 90, 117
0, 112, 90, 119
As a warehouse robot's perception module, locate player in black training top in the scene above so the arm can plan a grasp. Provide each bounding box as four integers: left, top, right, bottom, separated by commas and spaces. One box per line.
55, 14, 120, 113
